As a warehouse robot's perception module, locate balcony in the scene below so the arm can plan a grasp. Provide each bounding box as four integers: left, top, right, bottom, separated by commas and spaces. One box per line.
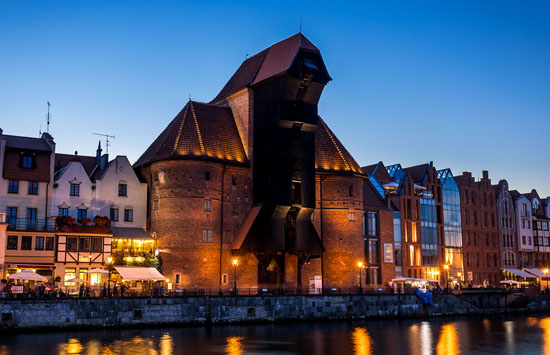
6, 218, 56, 232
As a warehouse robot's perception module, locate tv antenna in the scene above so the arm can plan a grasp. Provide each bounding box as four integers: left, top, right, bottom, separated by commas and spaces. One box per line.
46, 101, 51, 133
93, 132, 115, 154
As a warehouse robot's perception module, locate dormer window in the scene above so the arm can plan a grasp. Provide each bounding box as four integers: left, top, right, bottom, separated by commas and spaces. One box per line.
70, 183, 80, 196
533, 200, 539, 211
118, 183, 127, 197
303, 58, 318, 70
20, 153, 36, 169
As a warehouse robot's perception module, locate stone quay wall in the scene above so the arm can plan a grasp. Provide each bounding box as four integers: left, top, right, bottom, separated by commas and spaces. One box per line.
0, 292, 548, 330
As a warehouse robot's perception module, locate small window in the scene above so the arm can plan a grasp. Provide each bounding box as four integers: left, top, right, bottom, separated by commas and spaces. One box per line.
203, 199, 212, 211
222, 274, 228, 285
124, 209, 133, 222
110, 208, 119, 221
7, 236, 18, 250
92, 238, 103, 252
45, 237, 54, 251
28, 181, 38, 195
205, 171, 211, 181
77, 209, 87, 223
6, 207, 17, 229
223, 230, 232, 243
152, 200, 159, 211
8, 180, 18, 194
202, 229, 214, 243
58, 208, 68, 216
231, 176, 237, 186
21, 236, 32, 250
35, 236, 44, 250
79, 237, 90, 251
348, 212, 356, 222
70, 183, 80, 196
118, 183, 127, 197
349, 185, 353, 197
20, 154, 35, 169
231, 203, 239, 214
175, 274, 181, 284
67, 237, 78, 251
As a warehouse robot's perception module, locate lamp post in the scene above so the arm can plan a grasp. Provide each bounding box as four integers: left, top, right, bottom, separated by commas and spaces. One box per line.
357, 261, 364, 294
544, 268, 549, 294
232, 259, 238, 296
106, 256, 113, 297
443, 264, 450, 292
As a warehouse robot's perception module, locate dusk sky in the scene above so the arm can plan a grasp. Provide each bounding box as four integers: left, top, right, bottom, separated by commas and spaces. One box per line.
1, 1, 549, 196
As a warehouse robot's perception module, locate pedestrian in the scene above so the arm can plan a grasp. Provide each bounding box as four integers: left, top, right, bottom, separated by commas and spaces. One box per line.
161, 285, 165, 297
113, 284, 118, 298
79, 283, 84, 298
120, 283, 126, 297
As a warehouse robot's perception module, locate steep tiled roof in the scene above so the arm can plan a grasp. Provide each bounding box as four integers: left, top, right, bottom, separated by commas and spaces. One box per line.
54, 153, 98, 177
362, 161, 392, 184
315, 117, 362, 175
364, 179, 387, 208
213, 33, 327, 102
403, 163, 429, 184
4, 134, 52, 152
134, 101, 248, 168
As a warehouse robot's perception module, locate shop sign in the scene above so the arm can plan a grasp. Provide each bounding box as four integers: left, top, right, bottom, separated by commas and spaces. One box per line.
384, 243, 394, 263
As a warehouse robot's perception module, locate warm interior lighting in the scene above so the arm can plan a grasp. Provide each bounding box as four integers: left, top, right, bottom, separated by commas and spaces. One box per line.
544, 269, 549, 275
107, 256, 113, 264
443, 264, 449, 270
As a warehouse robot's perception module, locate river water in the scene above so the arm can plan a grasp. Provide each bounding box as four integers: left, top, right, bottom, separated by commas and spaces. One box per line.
1, 314, 550, 354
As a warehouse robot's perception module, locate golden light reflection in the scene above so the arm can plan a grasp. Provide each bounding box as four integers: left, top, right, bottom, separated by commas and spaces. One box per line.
539, 317, 550, 355
58, 338, 83, 355
351, 327, 373, 355
436, 324, 459, 355
527, 317, 539, 326
160, 333, 174, 355
420, 321, 433, 355
225, 336, 245, 355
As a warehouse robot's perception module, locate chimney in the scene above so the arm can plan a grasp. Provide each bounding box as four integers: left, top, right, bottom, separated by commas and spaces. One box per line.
100, 154, 109, 170
0, 128, 3, 136
96, 141, 102, 166
482, 170, 489, 180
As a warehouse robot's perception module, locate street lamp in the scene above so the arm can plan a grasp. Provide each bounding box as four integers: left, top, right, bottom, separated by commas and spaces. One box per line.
232, 259, 238, 296
106, 256, 113, 297
544, 268, 549, 294
443, 264, 450, 292
357, 261, 364, 294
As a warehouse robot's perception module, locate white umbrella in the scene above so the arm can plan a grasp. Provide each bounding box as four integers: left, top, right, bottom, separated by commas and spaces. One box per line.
500, 280, 521, 285
8, 270, 47, 282
89, 268, 109, 274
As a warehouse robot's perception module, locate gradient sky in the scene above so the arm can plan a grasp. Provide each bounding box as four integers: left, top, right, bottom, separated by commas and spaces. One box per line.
1, 1, 549, 196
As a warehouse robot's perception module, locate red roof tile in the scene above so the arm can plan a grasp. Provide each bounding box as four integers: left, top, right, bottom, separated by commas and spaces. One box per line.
134, 101, 248, 167
315, 117, 362, 175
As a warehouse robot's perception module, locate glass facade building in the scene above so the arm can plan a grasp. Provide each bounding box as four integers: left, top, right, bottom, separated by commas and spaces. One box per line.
420, 193, 438, 268
438, 169, 464, 281
393, 212, 402, 277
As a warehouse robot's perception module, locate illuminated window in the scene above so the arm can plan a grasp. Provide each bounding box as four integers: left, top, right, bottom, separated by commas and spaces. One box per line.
64, 268, 76, 286
409, 245, 414, 266
411, 222, 417, 243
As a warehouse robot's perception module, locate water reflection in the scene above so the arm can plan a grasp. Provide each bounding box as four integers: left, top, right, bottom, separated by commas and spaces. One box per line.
225, 336, 245, 355
539, 317, 550, 355
436, 324, 459, 355
58, 338, 83, 355
160, 334, 174, 355
351, 327, 373, 355
420, 321, 433, 355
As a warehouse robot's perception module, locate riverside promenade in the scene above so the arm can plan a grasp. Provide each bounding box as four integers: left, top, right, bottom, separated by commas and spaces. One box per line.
1, 290, 550, 330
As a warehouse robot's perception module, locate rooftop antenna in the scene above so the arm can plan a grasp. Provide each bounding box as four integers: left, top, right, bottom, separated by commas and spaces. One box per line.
46, 101, 51, 133
92, 132, 115, 154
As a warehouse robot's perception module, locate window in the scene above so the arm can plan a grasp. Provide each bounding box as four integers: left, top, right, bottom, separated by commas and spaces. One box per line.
64, 268, 76, 286
79, 237, 90, 251
223, 230, 232, 243
202, 229, 213, 243
175, 274, 181, 284
205, 171, 211, 181
118, 183, 127, 197
466, 231, 470, 246
231, 176, 236, 186
152, 200, 159, 211
348, 212, 356, 222
231, 203, 239, 214
7, 207, 17, 229
7, 236, 18, 250
70, 183, 80, 196
8, 180, 18, 193
92, 238, 103, 252
35, 236, 44, 250
486, 234, 489, 247
291, 181, 302, 205
203, 199, 212, 211
474, 232, 477, 246
471, 192, 476, 205
348, 185, 353, 197
522, 235, 526, 244
21, 236, 32, 250
58, 208, 68, 216
368, 240, 379, 264
20, 154, 35, 168
473, 212, 477, 226
26, 208, 37, 229
45, 237, 54, 250
367, 212, 377, 237
110, 208, 119, 222
67, 237, 78, 251
77, 209, 87, 223
28, 181, 38, 195
124, 209, 133, 222
528, 236, 532, 245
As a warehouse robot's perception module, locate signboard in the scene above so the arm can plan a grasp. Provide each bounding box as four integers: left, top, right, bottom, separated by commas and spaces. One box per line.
309, 275, 322, 294
384, 243, 394, 263
10, 286, 23, 294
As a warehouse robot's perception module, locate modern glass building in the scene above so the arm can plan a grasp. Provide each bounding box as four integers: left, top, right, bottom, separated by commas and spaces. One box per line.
438, 169, 464, 282
420, 191, 439, 279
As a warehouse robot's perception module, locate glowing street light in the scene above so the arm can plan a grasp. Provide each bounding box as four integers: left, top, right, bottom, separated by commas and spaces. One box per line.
106, 256, 114, 297
443, 264, 450, 291
232, 259, 239, 296
357, 261, 364, 294
544, 268, 549, 294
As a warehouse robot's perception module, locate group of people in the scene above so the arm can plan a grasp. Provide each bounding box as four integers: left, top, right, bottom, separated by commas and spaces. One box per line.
78, 282, 128, 298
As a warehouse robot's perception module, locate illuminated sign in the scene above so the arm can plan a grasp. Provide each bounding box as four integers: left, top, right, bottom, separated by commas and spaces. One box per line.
384, 243, 394, 263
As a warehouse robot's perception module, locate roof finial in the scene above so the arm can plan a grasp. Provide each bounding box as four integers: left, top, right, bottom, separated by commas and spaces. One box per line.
189, 94, 191, 101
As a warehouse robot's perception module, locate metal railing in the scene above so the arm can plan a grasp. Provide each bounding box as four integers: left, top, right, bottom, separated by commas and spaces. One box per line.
6, 218, 56, 231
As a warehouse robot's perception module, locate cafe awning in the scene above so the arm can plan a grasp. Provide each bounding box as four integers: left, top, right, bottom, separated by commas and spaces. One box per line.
524, 268, 547, 277
502, 268, 537, 278
114, 266, 165, 281
7, 263, 56, 269
111, 227, 154, 240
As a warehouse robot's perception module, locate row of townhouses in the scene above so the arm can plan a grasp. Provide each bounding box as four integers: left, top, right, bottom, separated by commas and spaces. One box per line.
1, 33, 548, 291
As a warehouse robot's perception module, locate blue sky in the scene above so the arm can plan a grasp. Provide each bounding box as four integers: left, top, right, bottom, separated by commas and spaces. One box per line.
1, 1, 549, 196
